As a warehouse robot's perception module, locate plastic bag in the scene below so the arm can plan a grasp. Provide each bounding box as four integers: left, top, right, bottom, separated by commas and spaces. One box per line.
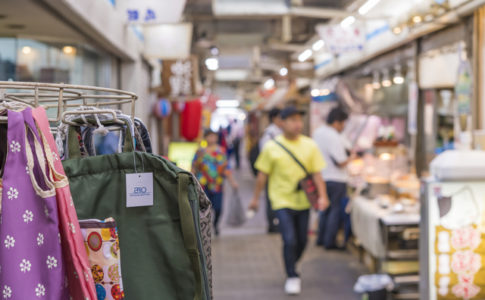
353, 274, 394, 293
226, 190, 246, 227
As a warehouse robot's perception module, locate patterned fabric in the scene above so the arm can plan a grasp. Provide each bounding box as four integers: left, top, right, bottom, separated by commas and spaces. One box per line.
32, 107, 97, 300
0, 109, 67, 299
192, 174, 213, 299
80, 218, 125, 300
435, 224, 485, 299
192, 146, 228, 193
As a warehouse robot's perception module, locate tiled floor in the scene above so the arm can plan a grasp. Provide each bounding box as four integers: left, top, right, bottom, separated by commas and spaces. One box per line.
212, 159, 366, 299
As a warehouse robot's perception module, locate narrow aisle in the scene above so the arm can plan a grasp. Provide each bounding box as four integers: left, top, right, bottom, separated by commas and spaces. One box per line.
212, 159, 366, 299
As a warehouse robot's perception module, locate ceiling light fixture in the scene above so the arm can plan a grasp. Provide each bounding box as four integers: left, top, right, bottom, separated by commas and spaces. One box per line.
393, 65, 404, 85
311, 89, 320, 97
372, 71, 381, 89
298, 49, 313, 62
205, 57, 219, 71
341, 16, 356, 28
412, 15, 422, 24
264, 78, 275, 90
358, 0, 381, 15
381, 70, 392, 87
62, 46, 75, 55
210, 46, 219, 56
279, 67, 288, 76
392, 27, 402, 35
312, 40, 325, 52
21, 46, 31, 55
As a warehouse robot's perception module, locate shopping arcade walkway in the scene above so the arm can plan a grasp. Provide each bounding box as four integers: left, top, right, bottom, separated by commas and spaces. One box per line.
212, 158, 366, 300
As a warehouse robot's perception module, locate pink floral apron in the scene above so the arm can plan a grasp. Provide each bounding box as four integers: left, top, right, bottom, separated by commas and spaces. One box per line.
32, 107, 97, 300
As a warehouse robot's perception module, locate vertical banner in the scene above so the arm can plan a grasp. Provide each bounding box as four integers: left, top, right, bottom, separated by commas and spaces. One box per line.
408, 82, 419, 135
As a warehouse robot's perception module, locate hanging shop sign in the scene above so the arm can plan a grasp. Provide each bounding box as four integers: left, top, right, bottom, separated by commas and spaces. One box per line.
425, 181, 485, 300
161, 57, 198, 97
117, 0, 186, 24
143, 23, 193, 59
455, 60, 473, 131
316, 24, 365, 55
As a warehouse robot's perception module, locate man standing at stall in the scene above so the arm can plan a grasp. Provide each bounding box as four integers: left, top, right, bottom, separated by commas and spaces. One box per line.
313, 107, 354, 249
249, 106, 329, 295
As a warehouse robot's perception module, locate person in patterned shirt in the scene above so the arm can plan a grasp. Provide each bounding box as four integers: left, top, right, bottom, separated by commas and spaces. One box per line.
192, 129, 238, 236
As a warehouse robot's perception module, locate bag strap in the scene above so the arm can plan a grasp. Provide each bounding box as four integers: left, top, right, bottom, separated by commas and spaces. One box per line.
67, 118, 135, 159
178, 173, 203, 300
273, 139, 310, 176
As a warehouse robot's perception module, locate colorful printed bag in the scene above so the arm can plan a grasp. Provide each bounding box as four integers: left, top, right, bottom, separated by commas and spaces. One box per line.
79, 218, 125, 300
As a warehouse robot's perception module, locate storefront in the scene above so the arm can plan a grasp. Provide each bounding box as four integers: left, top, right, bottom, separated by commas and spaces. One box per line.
311, 7, 479, 297
0, 37, 117, 87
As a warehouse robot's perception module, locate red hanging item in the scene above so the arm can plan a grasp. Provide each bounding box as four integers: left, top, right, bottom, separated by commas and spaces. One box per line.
180, 99, 202, 141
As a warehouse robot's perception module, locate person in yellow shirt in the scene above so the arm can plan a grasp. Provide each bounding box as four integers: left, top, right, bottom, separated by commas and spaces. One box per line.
249, 106, 329, 295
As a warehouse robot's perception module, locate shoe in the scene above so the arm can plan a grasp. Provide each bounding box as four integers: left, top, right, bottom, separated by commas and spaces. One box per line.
267, 226, 279, 234
285, 277, 301, 295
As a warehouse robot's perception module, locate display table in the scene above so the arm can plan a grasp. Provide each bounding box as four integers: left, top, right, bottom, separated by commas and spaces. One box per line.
351, 196, 420, 259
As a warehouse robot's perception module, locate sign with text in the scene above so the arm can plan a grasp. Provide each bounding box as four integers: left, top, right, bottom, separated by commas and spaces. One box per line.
116, 0, 186, 24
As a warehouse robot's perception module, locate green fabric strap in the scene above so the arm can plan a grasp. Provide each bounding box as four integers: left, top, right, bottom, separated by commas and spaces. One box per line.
178, 173, 203, 300
66, 118, 135, 159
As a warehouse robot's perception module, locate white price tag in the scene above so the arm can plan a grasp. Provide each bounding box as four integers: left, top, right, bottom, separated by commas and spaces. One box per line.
126, 173, 154, 207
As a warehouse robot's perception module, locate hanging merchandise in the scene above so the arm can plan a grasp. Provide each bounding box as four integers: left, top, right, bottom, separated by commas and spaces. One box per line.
31, 107, 98, 300
0, 81, 212, 300
62, 149, 211, 299
181, 99, 202, 141
153, 98, 172, 119
172, 100, 186, 114
79, 218, 125, 300
0, 109, 68, 299
134, 118, 153, 153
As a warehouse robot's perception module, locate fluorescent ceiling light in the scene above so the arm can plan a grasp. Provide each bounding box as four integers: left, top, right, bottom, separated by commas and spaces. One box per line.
205, 57, 219, 71
312, 40, 325, 52
341, 16, 356, 28
382, 79, 392, 87
298, 49, 313, 62
264, 78, 275, 90
216, 100, 240, 108
279, 67, 288, 76
358, 0, 381, 15
393, 76, 404, 84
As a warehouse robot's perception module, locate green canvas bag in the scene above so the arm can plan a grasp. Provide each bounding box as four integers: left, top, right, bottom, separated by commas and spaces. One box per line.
62, 125, 210, 300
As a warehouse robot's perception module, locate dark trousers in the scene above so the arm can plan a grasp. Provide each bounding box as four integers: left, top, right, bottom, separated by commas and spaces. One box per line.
232, 137, 241, 169
340, 196, 352, 243
317, 181, 347, 248
266, 185, 278, 232
275, 208, 310, 278
205, 190, 223, 229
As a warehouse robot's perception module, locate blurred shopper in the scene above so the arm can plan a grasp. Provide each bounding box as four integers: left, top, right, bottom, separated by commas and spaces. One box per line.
193, 129, 239, 236
313, 107, 354, 249
228, 119, 244, 170
259, 108, 283, 233
249, 106, 329, 295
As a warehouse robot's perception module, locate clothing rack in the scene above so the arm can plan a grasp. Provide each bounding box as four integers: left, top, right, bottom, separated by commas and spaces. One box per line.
0, 81, 138, 125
